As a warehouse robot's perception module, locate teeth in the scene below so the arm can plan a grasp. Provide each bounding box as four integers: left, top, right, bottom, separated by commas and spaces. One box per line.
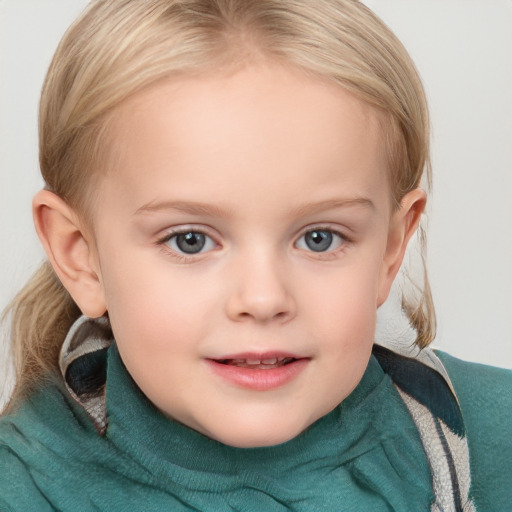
221, 356, 296, 367
239, 358, 282, 365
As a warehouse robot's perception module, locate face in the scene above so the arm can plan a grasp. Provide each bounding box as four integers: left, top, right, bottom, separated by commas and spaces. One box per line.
85, 62, 412, 447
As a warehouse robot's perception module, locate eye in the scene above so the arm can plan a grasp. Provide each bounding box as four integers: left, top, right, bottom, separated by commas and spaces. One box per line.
296, 229, 344, 253
165, 231, 216, 255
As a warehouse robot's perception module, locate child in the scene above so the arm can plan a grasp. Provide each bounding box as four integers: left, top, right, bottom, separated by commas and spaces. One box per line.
0, 0, 510, 510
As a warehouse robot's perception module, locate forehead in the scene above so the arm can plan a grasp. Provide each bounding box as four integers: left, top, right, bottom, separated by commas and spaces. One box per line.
100, 61, 390, 217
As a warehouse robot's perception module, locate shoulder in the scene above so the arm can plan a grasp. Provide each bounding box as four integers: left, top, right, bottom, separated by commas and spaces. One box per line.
0, 407, 54, 511
0, 378, 94, 450
436, 350, 512, 423
0, 445, 54, 512
436, 351, 512, 509
0, 380, 102, 510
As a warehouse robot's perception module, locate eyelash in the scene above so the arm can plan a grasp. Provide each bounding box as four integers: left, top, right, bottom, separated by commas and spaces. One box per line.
156, 226, 351, 261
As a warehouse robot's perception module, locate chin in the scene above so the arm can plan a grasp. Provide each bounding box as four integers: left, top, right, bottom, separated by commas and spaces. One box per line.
221, 433, 298, 449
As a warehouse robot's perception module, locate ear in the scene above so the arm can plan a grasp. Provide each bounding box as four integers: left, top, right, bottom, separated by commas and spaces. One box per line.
33, 190, 107, 318
377, 188, 427, 306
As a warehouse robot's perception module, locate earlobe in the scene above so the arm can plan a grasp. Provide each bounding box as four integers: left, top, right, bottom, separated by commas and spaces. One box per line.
33, 190, 107, 318
377, 188, 427, 306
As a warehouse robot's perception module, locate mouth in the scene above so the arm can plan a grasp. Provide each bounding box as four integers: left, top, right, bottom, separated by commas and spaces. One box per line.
206, 353, 308, 391
214, 356, 297, 370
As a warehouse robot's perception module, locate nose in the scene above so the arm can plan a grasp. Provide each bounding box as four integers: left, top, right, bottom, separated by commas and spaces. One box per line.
225, 251, 297, 324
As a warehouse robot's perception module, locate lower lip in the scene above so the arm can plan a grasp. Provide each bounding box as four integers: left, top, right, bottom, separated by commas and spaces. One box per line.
205, 359, 309, 391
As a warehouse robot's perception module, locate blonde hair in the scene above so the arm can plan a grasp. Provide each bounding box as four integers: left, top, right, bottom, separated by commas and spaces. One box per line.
4, 0, 434, 409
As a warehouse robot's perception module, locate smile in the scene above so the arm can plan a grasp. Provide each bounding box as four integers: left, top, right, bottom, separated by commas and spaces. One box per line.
206, 352, 309, 391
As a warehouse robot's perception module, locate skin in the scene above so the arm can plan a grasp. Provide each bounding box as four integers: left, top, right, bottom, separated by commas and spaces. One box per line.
34, 61, 425, 448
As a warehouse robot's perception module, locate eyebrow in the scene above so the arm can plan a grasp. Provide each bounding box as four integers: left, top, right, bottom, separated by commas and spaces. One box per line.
134, 200, 231, 218
134, 197, 375, 218
289, 197, 375, 217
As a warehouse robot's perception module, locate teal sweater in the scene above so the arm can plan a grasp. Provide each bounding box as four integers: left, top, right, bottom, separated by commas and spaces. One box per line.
0, 345, 510, 511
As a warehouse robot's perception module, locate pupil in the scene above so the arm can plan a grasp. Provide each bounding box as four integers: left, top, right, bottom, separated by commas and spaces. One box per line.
305, 230, 332, 252
176, 232, 206, 254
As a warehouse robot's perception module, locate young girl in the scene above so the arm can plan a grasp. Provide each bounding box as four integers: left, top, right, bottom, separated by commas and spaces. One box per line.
0, 1, 510, 510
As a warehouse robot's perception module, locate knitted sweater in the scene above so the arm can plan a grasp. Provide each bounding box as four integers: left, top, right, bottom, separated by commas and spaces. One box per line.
0, 342, 510, 511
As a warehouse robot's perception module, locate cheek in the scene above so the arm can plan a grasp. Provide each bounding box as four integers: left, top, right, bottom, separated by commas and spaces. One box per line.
298, 257, 381, 370
300, 255, 382, 325
99, 250, 219, 352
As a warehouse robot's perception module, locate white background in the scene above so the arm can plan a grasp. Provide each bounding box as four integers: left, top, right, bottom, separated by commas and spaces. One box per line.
1, 0, 511, 399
